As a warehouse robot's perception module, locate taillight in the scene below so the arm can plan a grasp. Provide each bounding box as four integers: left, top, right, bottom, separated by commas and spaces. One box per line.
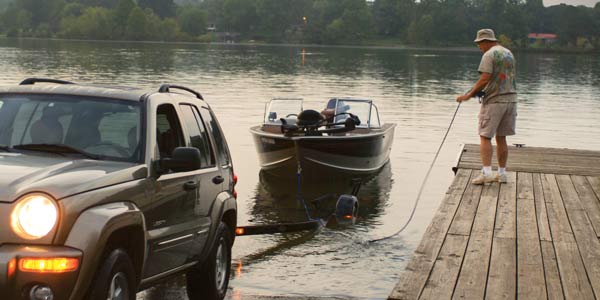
233, 173, 238, 199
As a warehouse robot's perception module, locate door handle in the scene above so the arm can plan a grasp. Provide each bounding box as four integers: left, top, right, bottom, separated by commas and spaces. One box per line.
212, 176, 224, 184
183, 181, 198, 191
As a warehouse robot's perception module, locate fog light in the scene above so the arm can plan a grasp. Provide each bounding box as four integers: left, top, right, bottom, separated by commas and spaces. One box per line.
30, 285, 54, 300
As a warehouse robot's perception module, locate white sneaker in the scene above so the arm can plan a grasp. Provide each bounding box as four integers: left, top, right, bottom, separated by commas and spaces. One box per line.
496, 173, 508, 183
472, 172, 496, 185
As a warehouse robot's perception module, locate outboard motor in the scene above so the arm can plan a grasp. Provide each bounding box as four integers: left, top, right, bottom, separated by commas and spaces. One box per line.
297, 109, 324, 135
297, 109, 324, 127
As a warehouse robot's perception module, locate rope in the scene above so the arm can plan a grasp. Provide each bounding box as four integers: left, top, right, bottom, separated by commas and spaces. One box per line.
297, 165, 313, 220
369, 102, 462, 243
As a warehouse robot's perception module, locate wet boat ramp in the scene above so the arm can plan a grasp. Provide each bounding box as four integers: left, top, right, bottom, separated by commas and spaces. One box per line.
390, 144, 600, 299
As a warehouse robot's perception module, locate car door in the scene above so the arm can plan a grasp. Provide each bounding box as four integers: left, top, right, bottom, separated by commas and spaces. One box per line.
176, 103, 223, 259
143, 102, 199, 278
199, 106, 234, 191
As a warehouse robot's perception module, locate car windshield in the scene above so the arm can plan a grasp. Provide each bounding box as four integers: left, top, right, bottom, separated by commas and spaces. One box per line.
0, 94, 143, 162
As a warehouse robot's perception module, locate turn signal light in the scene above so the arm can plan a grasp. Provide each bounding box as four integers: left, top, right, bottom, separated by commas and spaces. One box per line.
7, 258, 16, 278
235, 227, 245, 236
19, 257, 79, 273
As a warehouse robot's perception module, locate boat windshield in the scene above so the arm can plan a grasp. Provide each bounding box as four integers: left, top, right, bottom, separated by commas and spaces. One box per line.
264, 98, 303, 124
333, 99, 381, 128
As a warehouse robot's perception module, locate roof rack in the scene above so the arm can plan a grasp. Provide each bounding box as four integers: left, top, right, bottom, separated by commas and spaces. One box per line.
158, 84, 204, 100
20, 78, 75, 85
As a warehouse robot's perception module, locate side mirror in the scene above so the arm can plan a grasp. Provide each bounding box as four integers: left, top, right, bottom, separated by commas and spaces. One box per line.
160, 147, 202, 173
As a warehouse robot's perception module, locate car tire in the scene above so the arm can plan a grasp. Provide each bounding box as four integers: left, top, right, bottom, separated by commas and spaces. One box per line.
186, 222, 232, 300
88, 248, 136, 300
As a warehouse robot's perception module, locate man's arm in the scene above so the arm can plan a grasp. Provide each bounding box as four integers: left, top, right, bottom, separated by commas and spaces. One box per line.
456, 72, 491, 102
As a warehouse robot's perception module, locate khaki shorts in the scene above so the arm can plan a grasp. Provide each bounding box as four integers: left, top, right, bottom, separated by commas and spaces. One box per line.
478, 102, 517, 138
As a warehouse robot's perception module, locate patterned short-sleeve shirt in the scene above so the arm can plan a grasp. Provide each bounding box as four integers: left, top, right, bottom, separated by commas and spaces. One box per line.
478, 45, 517, 103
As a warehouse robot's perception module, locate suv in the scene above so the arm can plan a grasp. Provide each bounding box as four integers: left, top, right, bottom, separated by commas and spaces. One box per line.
0, 78, 237, 300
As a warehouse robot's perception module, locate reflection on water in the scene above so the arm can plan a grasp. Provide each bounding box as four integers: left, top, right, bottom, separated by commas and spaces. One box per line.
250, 164, 392, 227
2, 38, 600, 299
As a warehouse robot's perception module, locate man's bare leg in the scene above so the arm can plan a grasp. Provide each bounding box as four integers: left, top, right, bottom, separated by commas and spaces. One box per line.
480, 136, 493, 168
496, 135, 508, 168
472, 136, 494, 184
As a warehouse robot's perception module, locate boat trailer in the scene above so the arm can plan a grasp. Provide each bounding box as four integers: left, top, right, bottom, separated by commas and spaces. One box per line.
235, 178, 363, 236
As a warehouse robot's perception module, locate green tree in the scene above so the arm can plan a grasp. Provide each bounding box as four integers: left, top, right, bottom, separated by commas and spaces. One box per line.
138, 0, 176, 18
177, 6, 207, 36
112, 0, 135, 38
372, 0, 401, 36
408, 14, 433, 45
222, 0, 258, 34
159, 18, 179, 41
60, 7, 113, 39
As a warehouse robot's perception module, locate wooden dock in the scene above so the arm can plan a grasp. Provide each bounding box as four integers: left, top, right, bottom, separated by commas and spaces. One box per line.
389, 144, 600, 300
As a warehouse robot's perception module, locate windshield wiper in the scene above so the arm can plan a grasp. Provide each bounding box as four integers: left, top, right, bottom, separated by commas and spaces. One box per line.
12, 144, 101, 160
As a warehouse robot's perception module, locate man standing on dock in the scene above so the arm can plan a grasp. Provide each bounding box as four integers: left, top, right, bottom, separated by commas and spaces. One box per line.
456, 28, 517, 185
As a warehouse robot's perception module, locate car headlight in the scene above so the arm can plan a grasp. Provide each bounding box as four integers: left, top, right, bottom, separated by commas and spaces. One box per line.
11, 193, 58, 239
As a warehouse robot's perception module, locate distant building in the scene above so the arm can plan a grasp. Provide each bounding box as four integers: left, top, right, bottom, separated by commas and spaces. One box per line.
528, 33, 558, 44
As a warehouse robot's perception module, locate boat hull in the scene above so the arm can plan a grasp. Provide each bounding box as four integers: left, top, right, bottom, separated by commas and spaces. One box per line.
250, 124, 396, 176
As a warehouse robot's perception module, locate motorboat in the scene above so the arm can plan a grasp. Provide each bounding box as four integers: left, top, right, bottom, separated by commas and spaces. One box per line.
250, 98, 396, 176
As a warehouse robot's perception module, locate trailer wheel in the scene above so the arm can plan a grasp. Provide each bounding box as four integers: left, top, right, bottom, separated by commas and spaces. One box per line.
335, 195, 358, 225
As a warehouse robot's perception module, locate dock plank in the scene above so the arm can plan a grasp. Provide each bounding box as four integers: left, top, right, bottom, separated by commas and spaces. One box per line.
540, 241, 565, 300
452, 183, 500, 300
419, 234, 469, 300
533, 173, 553, 242
570, 176, 600, 238
389, 169, 471, 300
486, 237, 516, 300
448, 181, 483, 236
586, 176, 600, 206
543, 174, 595, 299
486, 173, 517, 299
516, 173, 547, 300
494, 172, 517, 239
556, 175, 600, 297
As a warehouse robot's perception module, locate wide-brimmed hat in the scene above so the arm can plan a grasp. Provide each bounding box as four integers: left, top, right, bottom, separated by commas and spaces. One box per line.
474, 29, 497, 43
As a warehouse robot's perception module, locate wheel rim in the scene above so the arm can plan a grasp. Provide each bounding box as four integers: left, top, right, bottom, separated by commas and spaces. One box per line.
215, 237, 228, 291
107, 272, 129, 300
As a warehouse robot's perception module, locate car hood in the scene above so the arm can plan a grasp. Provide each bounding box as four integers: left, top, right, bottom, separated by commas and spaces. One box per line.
0, 152, 147, 202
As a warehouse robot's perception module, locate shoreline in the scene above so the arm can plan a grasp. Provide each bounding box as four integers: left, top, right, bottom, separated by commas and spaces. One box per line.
1, 36, 598, 54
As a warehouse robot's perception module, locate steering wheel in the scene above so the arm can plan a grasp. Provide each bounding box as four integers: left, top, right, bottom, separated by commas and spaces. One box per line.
85, 142, 131, 157
285, 113, 298, 118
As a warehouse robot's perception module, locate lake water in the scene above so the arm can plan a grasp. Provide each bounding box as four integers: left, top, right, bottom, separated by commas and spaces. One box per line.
1, 38, 599, 299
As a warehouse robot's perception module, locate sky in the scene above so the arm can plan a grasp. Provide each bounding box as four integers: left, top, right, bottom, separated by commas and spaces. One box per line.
543, 0, 598, 6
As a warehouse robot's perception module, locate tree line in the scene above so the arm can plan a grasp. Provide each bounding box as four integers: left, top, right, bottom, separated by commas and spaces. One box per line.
1, 0, 599, 49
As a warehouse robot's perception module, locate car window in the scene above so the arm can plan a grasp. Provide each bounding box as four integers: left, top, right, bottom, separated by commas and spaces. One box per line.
98, 111, 140, 152
179, 104, 215, 168
199, 107, 231, 166
0, 95, 143, 162
156, 104, 185, 159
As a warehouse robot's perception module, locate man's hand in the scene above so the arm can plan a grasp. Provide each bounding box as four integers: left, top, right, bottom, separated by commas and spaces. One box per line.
456, 94, 471, 102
